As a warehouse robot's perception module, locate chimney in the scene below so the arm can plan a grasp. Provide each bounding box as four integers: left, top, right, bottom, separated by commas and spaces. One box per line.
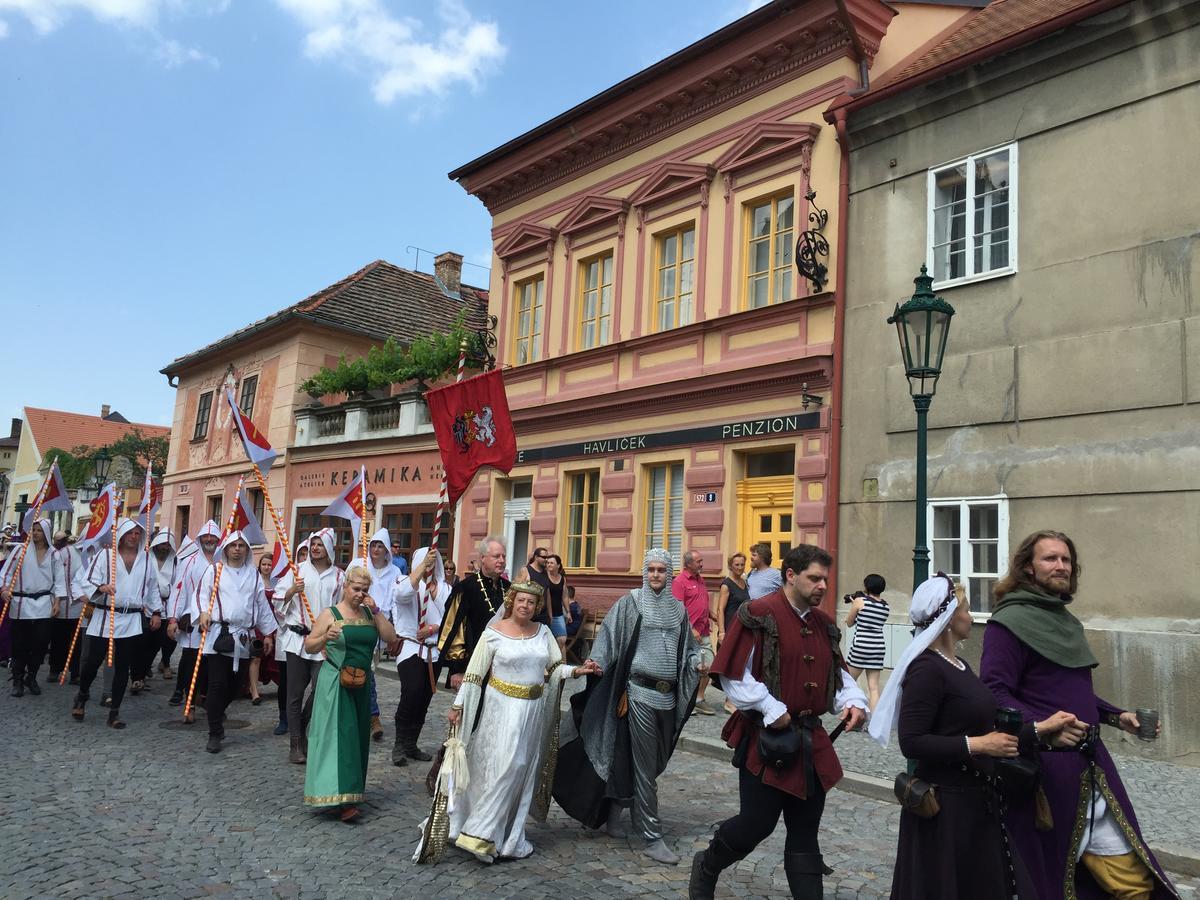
10, 418, 20, 439
434, 251, 463, 294
100, 404, 111, 419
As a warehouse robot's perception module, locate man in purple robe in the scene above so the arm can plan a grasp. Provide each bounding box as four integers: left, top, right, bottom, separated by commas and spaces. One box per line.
981, 530, 1178, 900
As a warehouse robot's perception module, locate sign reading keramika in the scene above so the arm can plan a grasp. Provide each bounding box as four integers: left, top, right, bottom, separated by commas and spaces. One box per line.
516, 412, 820, 463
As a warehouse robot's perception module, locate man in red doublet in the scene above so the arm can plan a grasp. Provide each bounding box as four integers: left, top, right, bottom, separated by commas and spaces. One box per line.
689, 544, 867, 900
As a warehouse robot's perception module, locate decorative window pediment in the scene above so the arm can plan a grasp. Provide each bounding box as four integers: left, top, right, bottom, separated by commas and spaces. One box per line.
495, 222, 558, 261
557, 195, 631, 239
628, 162, 715, 211
714, 121, 822, 177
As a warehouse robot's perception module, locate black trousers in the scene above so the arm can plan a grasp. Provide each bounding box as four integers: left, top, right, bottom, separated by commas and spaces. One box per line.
204, 653, 237, 736
48, 617, 82, 677
174, 646, 208, 699
158, 630, 177, 668
77, 634, 135, 711
276, 657, 289, 722
717, 765, 827, 855
11, 617, 53, 682
285, 652, 322, 739
395, 654, 435, 739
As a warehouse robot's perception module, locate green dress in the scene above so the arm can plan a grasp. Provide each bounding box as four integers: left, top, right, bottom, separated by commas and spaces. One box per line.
304, 606, 377, 808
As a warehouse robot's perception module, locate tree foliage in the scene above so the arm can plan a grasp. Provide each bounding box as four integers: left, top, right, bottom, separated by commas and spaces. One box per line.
42, 428, 170, 488
299, 318, 485, 398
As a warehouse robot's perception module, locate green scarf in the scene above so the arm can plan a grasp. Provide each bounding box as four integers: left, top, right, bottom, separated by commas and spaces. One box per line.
991, 586, 1098, 669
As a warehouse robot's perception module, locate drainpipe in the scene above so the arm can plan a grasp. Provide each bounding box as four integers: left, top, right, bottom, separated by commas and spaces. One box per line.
823, 105, 852, 616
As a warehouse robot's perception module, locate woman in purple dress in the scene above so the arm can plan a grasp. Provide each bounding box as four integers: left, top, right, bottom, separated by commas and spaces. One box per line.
981, 530, 1179, 899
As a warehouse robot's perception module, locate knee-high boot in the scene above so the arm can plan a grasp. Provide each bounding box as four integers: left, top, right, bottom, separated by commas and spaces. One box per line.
688, 832, 749, 900
783, 851, 831, 900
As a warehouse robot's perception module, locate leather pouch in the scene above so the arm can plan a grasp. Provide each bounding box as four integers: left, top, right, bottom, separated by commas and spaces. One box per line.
340, 666, 367, 690
894, 772, 940, 818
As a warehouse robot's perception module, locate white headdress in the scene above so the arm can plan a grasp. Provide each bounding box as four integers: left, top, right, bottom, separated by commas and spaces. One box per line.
868, 573, 959, 748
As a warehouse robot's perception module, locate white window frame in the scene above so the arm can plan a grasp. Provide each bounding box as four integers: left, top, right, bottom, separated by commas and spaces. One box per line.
926, 143, 1018, 290
926, 494, 1009, 619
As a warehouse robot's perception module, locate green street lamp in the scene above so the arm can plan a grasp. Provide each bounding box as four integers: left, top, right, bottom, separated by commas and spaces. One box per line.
888, 265, 956, 591
93, 447, 112, 484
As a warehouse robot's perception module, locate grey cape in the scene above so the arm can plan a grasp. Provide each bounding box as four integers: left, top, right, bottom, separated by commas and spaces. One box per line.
551, 589, 700, 827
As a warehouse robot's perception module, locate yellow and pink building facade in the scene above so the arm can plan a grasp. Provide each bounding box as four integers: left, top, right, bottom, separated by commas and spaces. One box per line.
447, 0, 979, 606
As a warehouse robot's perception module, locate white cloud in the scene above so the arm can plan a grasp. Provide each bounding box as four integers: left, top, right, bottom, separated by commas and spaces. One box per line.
0, 0, 217, 67
273, 0, 507, 104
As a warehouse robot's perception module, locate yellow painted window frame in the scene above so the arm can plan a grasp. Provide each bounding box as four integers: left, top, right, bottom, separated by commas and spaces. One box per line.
563, 469, 601, 570
741, 189, 796, 310
643, 461, 685, 558
653, 223, 697, 332
575, 252, 613, 350
511, 274, 544, 365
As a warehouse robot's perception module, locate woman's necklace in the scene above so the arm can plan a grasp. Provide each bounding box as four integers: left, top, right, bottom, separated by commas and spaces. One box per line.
477, 570, 502, 614
934, 648, 966, 670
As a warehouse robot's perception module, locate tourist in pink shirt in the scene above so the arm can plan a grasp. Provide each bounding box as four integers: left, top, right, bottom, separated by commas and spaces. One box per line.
673, 550, 715, 715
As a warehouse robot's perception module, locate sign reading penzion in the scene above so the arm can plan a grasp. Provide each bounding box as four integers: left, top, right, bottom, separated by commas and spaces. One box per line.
515, 412, 819, 463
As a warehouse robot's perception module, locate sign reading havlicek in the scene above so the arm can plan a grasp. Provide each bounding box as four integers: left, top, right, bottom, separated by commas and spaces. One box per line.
515, 412, 820, 463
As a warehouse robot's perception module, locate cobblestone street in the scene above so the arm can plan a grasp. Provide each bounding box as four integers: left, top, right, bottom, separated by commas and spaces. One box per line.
1, 669, 1196, 899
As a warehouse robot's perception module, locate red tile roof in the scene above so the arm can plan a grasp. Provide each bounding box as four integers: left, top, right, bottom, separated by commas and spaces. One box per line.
23, 407, 169, 457
830, 0, 1127, 112
161, 259, 489, 376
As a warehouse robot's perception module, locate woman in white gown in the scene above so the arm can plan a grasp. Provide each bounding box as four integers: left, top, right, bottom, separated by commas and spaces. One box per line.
444, 580, 598, 864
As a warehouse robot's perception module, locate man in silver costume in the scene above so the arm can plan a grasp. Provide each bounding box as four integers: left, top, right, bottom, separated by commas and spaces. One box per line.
552, 548, 708, 865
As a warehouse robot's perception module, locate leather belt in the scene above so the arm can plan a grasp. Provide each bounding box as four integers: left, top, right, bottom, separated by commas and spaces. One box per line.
14, 590, 51, 600
631, 673, 676, 694
90, 601, 144, 612
287, 624, 312, 636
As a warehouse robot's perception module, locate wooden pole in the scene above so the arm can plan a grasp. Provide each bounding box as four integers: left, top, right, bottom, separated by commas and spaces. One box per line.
183, 476, 246, 719
0, 472, 51, 629
250, 463, 315, 625
58, 609, 88, 685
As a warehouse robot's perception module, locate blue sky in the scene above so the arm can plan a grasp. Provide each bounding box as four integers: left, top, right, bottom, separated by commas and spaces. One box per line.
0, 0, 762, 434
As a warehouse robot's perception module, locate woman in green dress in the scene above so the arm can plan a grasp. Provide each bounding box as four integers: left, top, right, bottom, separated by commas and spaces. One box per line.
303, 564, 399, 822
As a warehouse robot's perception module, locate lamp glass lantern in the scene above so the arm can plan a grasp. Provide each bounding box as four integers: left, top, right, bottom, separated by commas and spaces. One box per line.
888, 266, 955, 591
92, 447, 112, 484
888, 265, 956, 399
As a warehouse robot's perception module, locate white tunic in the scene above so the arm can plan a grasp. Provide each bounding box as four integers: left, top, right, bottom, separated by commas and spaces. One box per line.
170, 553, 214, 650
1, 544, 56, 619
52, 546, 88, 619
195, 563, 277, 671
392, 574, 448, 664
83, 547, 160, 639
273, 561, 342, 661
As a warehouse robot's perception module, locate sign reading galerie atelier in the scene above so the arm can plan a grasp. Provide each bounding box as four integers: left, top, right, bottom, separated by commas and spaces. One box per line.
515, 413, 820, 463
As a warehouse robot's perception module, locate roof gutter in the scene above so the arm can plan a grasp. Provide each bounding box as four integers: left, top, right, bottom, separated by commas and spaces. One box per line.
827, 0, 1130, 117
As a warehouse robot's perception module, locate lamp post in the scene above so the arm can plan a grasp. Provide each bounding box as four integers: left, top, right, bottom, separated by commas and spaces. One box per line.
888, 266, 955, 591
14, 498, 30, 535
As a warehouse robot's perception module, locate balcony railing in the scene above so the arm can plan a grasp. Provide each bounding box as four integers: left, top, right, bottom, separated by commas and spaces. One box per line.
294, 393, 433, 447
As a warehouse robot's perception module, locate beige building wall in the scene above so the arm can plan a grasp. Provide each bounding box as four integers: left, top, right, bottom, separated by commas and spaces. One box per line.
838, 2, 1200, 761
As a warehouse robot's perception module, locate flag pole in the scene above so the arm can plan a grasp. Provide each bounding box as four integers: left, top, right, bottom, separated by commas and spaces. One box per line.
142, 467, 154, 552
359, 465, 368, 562
420, 339, 469, 693
0, 470, 52, 629
59, 610, 88, 686
106, 498, 121, 668
184, 475, 246, 719
250, 463, 315, 625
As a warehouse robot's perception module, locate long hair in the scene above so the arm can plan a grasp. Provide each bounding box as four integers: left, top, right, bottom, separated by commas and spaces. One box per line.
992, 530, 1081, 601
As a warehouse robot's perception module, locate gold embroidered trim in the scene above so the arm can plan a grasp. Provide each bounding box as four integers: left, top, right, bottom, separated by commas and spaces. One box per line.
463, 673, 484, 687
487, 674, 544, 700
304, 791, 364, 807
546, 660, 562, 678
1065, 766, 1176, 900
455, 832, 496, 858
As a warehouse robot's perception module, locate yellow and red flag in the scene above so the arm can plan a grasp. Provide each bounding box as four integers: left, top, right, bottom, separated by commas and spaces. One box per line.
225, 388, 278, 475
320, 465, 365, 536
77, 483, 117, 550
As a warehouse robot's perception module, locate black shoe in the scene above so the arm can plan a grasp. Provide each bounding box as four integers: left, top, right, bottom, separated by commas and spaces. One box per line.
168, 691, 183, 706
11, 680, 24, 698
100, 693, 112, 708
783, 851, 831, 900
24, 675, 41, 696
405, 746, 433, 762
391, 739, 409, 767
206, 735, 222, 753
688, 834, 747, 900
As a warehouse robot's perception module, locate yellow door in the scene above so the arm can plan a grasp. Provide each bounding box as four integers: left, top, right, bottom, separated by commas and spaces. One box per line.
736, 475, 794, 561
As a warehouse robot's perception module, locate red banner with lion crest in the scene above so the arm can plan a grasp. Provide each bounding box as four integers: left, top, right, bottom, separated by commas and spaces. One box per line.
425, 369, 517, 506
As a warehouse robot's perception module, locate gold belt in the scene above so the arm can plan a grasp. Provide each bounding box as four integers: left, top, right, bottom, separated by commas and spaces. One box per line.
487, 674, 544, 700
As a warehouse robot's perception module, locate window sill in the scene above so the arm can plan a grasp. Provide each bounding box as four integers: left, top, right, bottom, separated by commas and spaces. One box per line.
931, 266, 1017, 292
189, 436, 208, 444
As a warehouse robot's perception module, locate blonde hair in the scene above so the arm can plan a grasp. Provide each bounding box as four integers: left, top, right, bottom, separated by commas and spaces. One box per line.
345, 564, 372, 586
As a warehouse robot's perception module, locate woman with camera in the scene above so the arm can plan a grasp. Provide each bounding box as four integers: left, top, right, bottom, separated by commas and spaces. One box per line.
301, 563, 399, 822
868, 574, 1085, 899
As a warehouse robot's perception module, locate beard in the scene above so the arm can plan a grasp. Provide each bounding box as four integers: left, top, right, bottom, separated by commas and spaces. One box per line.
1036, 572, 1071, 595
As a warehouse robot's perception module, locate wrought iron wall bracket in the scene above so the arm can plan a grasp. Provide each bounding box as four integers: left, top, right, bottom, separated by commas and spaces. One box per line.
795, 189, 830, 294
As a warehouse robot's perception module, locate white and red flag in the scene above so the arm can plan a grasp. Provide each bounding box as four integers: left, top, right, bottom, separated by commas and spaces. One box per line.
137, 468, 161, 534
320, 465, 365, 536
230, 485, 267, 546
23, 461, 74, 531
76, 484, 117, 550
225, 388, 278, 475
267, 540, 290, 586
